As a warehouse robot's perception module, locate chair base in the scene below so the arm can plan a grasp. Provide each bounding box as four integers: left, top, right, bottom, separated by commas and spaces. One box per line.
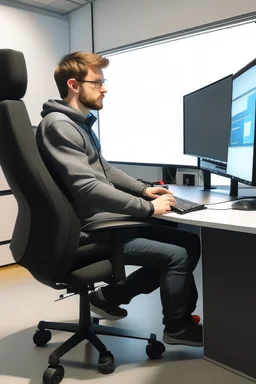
33, 291, 166, 383
36, 317, 161, 366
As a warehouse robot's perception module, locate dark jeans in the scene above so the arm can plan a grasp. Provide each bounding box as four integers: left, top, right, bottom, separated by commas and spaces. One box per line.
101, 223, 201, 332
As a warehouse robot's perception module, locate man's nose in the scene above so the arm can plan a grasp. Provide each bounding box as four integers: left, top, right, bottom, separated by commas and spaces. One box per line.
100, 84, 108, 93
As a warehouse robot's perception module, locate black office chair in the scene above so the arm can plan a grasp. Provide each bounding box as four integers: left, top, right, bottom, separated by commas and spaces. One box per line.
0, 49, 165, 384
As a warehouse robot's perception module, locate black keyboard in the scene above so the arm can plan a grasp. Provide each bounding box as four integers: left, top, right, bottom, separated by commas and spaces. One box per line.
171, 196, 206, 214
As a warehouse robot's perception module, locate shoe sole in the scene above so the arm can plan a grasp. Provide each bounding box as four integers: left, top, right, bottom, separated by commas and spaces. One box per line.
90, 303, 127, 321
163, 333, 203, 347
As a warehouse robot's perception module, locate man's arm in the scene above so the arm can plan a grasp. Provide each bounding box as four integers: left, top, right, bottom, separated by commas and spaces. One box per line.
37, 121, 154, 222
99, 155, 148, 197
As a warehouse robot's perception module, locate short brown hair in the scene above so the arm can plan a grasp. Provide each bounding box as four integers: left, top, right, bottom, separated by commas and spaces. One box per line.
54, 51, 109, 98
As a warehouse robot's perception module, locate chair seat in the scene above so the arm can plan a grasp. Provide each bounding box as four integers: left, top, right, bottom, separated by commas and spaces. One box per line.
66, 259, 113, 288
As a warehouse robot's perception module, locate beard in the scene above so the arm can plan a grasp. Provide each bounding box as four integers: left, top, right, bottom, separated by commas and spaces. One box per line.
78, 91, 103, 111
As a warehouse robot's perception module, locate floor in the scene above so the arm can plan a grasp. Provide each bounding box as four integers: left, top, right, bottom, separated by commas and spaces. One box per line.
0, 262, 254, 384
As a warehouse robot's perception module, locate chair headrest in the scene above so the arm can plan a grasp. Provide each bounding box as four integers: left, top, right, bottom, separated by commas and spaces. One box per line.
0, 49, 27, 102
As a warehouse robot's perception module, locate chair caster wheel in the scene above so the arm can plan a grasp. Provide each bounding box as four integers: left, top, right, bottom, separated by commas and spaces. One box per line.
98, 351, 115, 374
43, 365, 64, 384
33, 330, 52, 346
146, 341, 166, 359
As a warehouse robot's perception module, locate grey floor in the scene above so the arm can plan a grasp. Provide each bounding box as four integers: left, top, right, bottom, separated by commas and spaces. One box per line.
0, 260, 253, 384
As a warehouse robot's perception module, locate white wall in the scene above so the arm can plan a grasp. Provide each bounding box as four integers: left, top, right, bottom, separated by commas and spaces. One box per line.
68, 0, 256, 183
69, 3, 92, 52
0, 4, 69, 125
93, 0, 256, 52
0, 4, 69, 265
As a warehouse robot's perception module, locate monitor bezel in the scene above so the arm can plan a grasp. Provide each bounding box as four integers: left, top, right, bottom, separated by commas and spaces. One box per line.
183, 73, 233, 162
226, 57, 256, 187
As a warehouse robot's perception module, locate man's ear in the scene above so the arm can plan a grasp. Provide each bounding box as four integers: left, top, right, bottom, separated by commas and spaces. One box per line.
67, 78, 79, 93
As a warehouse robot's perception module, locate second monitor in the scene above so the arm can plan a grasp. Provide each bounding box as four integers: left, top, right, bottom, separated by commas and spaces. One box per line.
183, 74, 233, 165
226, 58, 256, 186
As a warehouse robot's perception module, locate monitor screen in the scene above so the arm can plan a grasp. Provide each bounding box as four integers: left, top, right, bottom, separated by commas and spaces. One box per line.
226, 59, 256, 185
183, 75, 233, 163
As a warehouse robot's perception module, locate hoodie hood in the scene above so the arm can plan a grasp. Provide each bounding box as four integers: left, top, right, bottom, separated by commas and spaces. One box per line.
41, 99, 96, 129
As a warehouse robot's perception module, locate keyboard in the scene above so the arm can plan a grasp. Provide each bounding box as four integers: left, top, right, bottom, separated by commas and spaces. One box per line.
171, 196, 206, 214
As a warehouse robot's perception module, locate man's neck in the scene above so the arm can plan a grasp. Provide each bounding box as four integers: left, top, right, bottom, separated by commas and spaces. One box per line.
63, 97, 90, 117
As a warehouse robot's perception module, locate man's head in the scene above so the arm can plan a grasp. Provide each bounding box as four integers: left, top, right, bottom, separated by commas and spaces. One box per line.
54, 51, 109, 113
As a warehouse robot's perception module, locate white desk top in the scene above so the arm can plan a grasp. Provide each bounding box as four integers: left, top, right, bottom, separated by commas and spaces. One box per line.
156, 185, 256, 235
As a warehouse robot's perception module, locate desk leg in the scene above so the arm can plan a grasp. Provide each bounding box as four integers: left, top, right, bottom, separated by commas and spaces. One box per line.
202, 227, 256, 380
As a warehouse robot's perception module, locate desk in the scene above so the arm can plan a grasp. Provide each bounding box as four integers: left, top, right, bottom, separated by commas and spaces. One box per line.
158, 185, 256, 381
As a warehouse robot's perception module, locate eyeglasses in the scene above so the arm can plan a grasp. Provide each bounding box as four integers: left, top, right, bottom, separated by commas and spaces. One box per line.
76, 79, 107, 89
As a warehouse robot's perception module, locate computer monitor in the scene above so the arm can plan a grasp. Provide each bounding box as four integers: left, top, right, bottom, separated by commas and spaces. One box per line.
183, 75, 233, 184
226, 58, 256, 187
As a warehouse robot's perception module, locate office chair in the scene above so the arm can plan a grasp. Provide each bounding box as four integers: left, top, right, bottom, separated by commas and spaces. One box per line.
0, 49, 165, 384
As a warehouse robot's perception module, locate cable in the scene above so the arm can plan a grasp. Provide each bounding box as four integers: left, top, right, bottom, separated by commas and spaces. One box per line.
205, 195, 256, 206
207, 207, 232, 211
199, 170, 204, 185
165, 167, 176, 183
205, 200, 233, 206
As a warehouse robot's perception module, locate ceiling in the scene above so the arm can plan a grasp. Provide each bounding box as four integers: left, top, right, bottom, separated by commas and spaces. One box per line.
4, 0, 94, 15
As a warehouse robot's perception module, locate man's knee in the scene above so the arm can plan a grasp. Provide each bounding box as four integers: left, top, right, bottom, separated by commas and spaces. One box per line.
169, 246, 190, 271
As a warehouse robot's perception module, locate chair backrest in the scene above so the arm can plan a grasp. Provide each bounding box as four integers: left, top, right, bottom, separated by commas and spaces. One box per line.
0, 49, 81, 288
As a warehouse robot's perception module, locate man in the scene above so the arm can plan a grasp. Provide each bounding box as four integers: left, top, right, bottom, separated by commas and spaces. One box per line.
36, 51, 202, 347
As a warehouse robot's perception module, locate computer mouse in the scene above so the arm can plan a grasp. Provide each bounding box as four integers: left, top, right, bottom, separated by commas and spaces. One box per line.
231, 199, 256, 211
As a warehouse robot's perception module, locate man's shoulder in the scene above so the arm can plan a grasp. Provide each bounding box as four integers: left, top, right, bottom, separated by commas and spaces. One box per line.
39, 112, 83, 135
41, 111, 73, 126
37, 113, 86, 149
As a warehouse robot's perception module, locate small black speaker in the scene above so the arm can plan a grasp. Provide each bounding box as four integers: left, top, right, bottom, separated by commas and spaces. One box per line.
183, 174, 195, 186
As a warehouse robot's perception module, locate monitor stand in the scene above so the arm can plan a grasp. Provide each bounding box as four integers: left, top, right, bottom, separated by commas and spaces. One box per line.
202, 170, 238, 197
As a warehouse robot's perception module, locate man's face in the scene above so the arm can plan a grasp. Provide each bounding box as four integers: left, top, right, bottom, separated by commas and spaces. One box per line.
78, 67, 107, 111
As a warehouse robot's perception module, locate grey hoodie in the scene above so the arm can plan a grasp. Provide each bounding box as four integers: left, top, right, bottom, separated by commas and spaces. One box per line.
36, 100, 154, 225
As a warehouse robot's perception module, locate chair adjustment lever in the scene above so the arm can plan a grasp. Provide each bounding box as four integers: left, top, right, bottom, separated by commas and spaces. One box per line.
55, 292, 78, 302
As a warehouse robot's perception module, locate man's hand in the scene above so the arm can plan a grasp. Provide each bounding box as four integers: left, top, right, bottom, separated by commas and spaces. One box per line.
151, 194, 176, 215
143, 186, 173, 199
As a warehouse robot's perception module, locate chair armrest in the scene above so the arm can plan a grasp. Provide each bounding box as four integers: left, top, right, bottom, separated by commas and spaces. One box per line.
81, 218, 152, 232
81, 218, 152, 283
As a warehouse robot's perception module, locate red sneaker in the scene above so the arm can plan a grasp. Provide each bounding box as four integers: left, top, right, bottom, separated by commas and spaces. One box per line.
192, 315, 201, 324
